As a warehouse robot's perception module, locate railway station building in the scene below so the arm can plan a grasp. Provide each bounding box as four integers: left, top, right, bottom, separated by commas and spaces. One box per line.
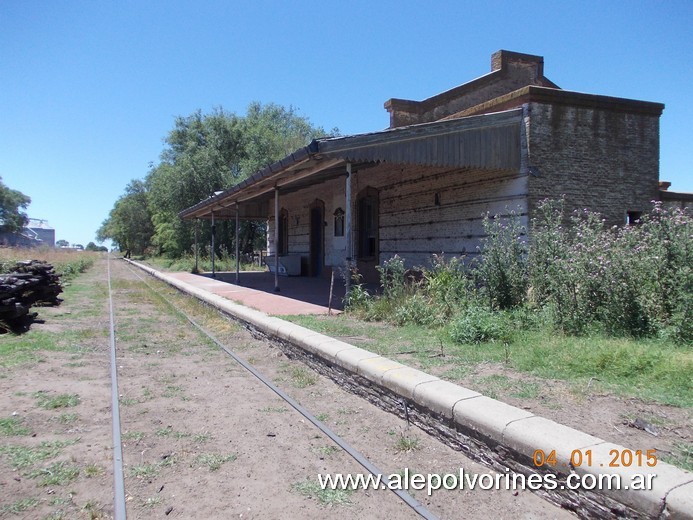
180, 50, 690, 286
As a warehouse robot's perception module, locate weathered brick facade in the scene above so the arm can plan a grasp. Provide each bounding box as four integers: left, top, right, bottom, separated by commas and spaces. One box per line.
527, 99, 662, 226
185, 50, 674, 281
385, 50, 558, 128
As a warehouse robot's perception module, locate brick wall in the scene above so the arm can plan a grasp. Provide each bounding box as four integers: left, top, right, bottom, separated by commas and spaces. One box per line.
353, 162, 527, 268
527, 102, 660, 226
269, 162, 528, 275
267, 176, 347, 269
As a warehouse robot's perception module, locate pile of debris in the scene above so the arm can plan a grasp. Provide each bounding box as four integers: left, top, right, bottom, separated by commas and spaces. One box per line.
0, 260, 63, 333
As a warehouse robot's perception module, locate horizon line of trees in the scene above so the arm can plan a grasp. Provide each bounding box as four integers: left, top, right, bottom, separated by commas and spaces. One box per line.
98, 102, 336, 258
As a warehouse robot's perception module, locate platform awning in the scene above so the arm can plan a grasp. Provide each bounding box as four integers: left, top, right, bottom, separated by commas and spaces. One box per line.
179, 108, 523, 220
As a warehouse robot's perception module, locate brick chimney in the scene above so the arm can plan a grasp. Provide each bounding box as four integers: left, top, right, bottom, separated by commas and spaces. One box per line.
490, 50, 546, 79
384, 50, 559, 128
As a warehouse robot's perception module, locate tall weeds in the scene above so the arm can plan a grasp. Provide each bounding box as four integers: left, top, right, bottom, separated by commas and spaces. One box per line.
345, 201, 691, 344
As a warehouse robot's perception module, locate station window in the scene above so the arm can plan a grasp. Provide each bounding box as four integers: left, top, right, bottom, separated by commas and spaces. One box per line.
334, 208, 344, 237
626, 211, 643, 226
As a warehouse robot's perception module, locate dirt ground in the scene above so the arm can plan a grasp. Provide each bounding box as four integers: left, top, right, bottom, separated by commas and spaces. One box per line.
392, 349, 692, 470
0, 256, 685, 519
331, 328, 691, 472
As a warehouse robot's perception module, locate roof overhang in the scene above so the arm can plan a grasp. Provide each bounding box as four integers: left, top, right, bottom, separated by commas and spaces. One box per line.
445, 86, 665, 120
660, 190, 693, 202
180, 108, 523, 220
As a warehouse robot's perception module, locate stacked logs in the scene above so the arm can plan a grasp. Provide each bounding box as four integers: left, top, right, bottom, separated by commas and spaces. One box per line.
0, 260, 63, 333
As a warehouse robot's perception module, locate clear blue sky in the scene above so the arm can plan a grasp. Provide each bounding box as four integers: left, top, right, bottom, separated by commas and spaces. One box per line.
1, 0, 691, 246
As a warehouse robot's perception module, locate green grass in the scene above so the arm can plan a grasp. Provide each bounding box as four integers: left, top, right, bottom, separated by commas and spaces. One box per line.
82, 499, 105, 519
53, 257, 95, 283
508, 331, 692, 406
0, 331, 73, 367
287, 366, 318, 388
122, 431, 145, 442
663, 442, 693, 471
144, 254, 264, 274
28, 461, 80, 486
55, 412, 79, 426
0, 497, 40, 515
393, 433, 421, 453
0, 327, 105, 367
84, 463, 104, 477
143, 496, 163, 508
0, 258, 102, 362
34, 391, 81, 409
291, 478, 354, 506
0, 415, 31, 436
473, 374, 540, 400
284, 314, 692, 407
193, 432, 211, 443
193, 452, 237, 471
258, 406, 289, 413
45, 511, 68, 520
311, 445, 339, 458
0, 439, 79, 470
162, 385, 185, 398
130, 463, 161, 479
155, 426, 191, 439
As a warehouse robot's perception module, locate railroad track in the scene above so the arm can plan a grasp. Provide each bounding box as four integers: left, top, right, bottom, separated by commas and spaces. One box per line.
0, 255, 572, 518
107, 255, 438, 519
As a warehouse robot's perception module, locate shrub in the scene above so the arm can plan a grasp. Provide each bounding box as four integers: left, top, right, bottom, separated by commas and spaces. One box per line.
363, 296, 398, 322
474, 211, 528, 310
626, 203, 692, 342
447, 306, 512, 344
343, 201, 691, 343
422, 254, 474, 315
528, 200, 691, 341
343, 268, 370, 310
393, 293, 447, 327
55, 257, 94, 282
376, 255, 407, 299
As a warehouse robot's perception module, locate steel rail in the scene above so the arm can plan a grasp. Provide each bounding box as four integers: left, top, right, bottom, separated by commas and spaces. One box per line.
124, 263, 439, 520
107, 254, 127, 520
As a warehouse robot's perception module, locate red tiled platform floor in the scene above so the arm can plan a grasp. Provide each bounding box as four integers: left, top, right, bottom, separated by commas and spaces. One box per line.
165, 271, 345, 315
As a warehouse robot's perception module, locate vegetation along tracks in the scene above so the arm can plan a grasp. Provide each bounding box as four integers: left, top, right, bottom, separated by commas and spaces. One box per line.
118, 259, 437, 519
1, 254, 570, 519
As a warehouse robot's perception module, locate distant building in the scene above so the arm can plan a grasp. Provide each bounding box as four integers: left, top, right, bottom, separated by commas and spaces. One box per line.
26, 219, 55, 247
0, 218, 55, 247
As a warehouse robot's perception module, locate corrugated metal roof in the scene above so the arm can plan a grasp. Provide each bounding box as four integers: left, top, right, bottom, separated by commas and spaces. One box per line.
319, 111, 521, 169
27, 218, 54, 230
180, 108, 523, 220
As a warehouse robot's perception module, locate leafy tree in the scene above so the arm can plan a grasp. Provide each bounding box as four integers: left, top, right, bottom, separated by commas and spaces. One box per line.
239, 102, 334, 176
56, 239, 69, 247
145, 103, 332, 257
101, 102, 333, 259
97, 179, 154, 255
0, 177, 31, 233
86, 242, 108, 252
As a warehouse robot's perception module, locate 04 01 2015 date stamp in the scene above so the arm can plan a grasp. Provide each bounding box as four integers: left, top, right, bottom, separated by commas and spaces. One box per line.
532, 449, 658, 468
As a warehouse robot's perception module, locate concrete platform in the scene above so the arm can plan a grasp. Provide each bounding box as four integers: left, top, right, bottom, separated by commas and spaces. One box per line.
166, 270, 346, 315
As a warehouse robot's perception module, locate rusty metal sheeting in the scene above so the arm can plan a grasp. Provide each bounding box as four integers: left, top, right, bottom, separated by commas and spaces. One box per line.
180, 109, 522, 220
321, 117, 521, 169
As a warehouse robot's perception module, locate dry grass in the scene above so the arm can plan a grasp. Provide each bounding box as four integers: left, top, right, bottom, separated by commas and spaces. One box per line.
0, 246, 101, 265
0, 247, 100, 281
